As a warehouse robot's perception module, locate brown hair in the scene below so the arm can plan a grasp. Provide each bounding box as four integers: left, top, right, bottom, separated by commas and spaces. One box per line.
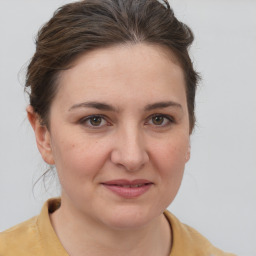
26, 0, 199, 132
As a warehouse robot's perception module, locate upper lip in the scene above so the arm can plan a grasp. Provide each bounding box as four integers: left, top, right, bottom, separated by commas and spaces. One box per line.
102, 179, 153, 185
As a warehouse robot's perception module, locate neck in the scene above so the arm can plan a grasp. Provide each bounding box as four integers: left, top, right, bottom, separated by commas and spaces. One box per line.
50, 198, 171, 256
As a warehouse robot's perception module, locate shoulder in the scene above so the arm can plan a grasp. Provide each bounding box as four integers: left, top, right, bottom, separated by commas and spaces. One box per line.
0, 216, 42, 255
164, 211, 236, 256
0, 198, 67, 256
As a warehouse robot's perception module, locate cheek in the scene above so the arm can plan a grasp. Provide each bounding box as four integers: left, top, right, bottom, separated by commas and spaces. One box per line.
157, 147, 186, 184
51, 134, 109, 181
151, 139, 188, 207
152, 136, 189, 192
152, 136, 189, 169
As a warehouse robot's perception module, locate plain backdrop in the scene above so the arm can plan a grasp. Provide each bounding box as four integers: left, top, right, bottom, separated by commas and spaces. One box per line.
0, 0, 255, 255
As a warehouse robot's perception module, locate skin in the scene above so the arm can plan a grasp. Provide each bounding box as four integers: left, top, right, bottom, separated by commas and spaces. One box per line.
27, 43, 191, 256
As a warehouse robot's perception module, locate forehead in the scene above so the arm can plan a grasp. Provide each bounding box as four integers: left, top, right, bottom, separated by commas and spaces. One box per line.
70, 42, 181, 70
53, 43, 186, 110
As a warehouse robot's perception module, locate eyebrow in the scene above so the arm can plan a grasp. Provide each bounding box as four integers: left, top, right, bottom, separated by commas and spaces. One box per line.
144, 101, 182, 111
69, 101, 117, 112
68, 100, 182, 112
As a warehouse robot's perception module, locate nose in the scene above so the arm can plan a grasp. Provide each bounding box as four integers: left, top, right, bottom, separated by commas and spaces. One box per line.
110, 127, 149, 172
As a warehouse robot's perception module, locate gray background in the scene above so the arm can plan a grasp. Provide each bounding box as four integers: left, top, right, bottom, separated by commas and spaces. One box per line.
0, 1, 255, 255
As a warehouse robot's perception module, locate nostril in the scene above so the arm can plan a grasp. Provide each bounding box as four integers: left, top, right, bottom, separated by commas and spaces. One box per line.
110, 148, 149, 172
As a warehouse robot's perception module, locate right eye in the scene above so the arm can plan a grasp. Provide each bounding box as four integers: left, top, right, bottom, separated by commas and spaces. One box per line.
79, 115, 109, 128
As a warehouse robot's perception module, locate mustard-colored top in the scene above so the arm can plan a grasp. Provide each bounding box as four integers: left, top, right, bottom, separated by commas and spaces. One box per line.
0, 198, 236, 256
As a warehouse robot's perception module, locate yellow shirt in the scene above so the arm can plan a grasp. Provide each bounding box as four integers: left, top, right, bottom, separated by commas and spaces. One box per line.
0, 198, 236, 256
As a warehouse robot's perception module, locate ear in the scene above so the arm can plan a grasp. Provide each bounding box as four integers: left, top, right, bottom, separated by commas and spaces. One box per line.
26, 105, 55, 165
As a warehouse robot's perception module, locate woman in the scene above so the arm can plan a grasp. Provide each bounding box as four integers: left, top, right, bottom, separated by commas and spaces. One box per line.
0, 0, 236, 255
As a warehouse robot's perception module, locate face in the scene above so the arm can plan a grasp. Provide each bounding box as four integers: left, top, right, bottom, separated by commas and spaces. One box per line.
31, 43, 190, 230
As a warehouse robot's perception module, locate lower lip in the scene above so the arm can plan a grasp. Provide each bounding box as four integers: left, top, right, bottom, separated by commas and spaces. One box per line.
102, 184, 152, 198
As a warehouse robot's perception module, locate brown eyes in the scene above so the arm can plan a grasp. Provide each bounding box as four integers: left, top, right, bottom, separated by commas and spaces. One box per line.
89, 116, 104, 126
146, 114, 173, 127
80, 114, 174, 129
82, 115, 108, 127
152, 116, 164, 125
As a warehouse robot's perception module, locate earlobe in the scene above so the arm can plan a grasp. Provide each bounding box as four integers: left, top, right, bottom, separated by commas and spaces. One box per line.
26, 105, 55, 165
185, 145, 191, 162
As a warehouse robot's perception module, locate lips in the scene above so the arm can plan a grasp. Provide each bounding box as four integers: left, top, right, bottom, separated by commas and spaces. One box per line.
102, 179, 153, 198
111, 184, 145, 188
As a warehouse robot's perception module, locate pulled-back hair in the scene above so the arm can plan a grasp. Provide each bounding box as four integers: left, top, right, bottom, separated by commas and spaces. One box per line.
26, 0, 199, 132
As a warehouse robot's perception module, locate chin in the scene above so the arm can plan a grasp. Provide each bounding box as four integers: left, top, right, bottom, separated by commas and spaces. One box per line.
100, 206, 160, 230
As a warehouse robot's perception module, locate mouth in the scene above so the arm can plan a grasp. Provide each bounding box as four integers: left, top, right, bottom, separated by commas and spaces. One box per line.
101, 179, 153, 198
110, 184, 149, 188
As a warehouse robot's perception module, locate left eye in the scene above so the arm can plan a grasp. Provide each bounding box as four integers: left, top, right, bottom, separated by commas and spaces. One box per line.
80, 115, 108, 128
147, 115, 173, 126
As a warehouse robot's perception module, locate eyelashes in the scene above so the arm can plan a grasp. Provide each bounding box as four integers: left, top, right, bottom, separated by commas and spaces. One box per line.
79, 113, 175, 129
145, 114, 174, 127
79, 114, 110, 128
